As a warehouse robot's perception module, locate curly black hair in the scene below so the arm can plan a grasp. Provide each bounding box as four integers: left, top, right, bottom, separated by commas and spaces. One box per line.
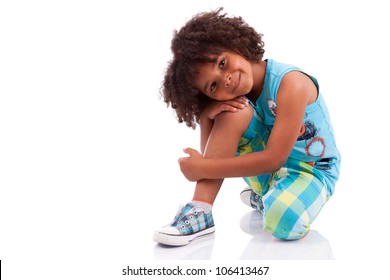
161, 8, 265, 129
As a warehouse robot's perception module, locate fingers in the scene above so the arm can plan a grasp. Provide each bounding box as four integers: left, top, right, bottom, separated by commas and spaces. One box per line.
225, 96, 249, 110
220, 103, 238, 112
184, 147, 202, 155
204, 97, 250, 120
212, 97, 249, 117
182, 147, 191, 154
182, 148, 198, 158
235, 96, 249, 105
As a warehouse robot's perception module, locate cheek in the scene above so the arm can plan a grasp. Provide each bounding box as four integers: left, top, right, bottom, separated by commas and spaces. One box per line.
242, 76, 253, 93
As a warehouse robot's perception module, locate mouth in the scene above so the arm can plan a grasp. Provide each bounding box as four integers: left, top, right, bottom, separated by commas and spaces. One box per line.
231, 73, 241, 94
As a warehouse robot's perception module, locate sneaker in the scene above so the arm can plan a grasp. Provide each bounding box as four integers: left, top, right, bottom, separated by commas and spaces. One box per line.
153, 202, 215, 246
240, 187, 263, 213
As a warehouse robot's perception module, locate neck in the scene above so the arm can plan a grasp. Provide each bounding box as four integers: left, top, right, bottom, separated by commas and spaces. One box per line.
246, 60, 267, 103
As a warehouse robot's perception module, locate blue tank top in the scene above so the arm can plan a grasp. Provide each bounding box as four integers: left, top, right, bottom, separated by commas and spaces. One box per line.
251, 59, 341, 184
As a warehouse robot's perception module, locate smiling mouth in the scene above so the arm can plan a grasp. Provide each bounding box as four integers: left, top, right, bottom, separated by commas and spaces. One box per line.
231, 73, 241, 94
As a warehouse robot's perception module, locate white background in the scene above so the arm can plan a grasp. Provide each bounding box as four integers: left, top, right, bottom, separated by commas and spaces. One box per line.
1, 0, 389, 279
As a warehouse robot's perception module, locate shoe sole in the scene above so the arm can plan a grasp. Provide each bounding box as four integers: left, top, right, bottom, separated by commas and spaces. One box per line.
153, 226, 215, 246
240, 188, 252, 208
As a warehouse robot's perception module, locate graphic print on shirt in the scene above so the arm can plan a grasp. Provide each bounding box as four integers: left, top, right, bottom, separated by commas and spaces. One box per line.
298, 121, 325, 158
267, 99, 277, 117
299, 122, 331, 170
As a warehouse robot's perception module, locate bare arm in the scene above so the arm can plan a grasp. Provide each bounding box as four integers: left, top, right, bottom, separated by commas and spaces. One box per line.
180, 71, 317, 181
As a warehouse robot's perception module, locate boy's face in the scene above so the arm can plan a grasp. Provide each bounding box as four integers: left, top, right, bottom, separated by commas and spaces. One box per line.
193, 51, 254, 101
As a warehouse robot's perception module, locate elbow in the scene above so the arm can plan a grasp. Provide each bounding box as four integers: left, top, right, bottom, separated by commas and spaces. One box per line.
268, 159, 285, 173
264, 151, 287, 173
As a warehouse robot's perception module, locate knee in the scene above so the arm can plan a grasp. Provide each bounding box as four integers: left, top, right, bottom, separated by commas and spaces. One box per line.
213, 104, 254, 127
201, 105, 254, 159
263, 208, 310, 240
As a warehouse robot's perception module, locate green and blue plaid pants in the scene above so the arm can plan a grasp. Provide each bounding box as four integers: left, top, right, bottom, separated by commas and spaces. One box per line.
237, 112, 335, 240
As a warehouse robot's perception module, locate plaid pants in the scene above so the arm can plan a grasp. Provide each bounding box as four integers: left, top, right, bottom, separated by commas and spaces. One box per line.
237, 113, 335, 240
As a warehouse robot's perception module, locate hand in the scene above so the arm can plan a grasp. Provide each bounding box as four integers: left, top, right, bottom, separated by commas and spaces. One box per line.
178, 148, 205, 182
202, 96, 249, 120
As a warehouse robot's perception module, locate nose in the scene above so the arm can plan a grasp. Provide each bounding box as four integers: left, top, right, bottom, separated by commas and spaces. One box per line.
225, 74, 232, 87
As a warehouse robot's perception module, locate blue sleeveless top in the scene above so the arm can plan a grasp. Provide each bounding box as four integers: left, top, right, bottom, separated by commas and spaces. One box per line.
250, 59, 341, 186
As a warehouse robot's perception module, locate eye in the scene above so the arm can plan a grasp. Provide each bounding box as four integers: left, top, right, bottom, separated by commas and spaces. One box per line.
219, 58, 225, 69
210, 82, 217, 92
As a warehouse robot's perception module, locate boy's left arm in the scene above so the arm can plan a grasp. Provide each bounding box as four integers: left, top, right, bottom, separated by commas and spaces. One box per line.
179, 71, 316, 180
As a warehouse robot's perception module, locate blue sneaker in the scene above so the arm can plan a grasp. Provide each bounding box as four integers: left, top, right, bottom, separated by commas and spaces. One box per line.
153, 202, 215, 246
240, 187, 263, 213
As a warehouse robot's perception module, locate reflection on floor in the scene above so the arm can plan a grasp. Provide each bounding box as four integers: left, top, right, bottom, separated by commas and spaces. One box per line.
239, 211, 334, 260
154, 210, 334, 260
154, 234, 215, 260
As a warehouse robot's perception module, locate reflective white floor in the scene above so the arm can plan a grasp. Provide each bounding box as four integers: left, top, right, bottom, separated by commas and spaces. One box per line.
147, 181, 345, 261
153, 212, 335, 260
